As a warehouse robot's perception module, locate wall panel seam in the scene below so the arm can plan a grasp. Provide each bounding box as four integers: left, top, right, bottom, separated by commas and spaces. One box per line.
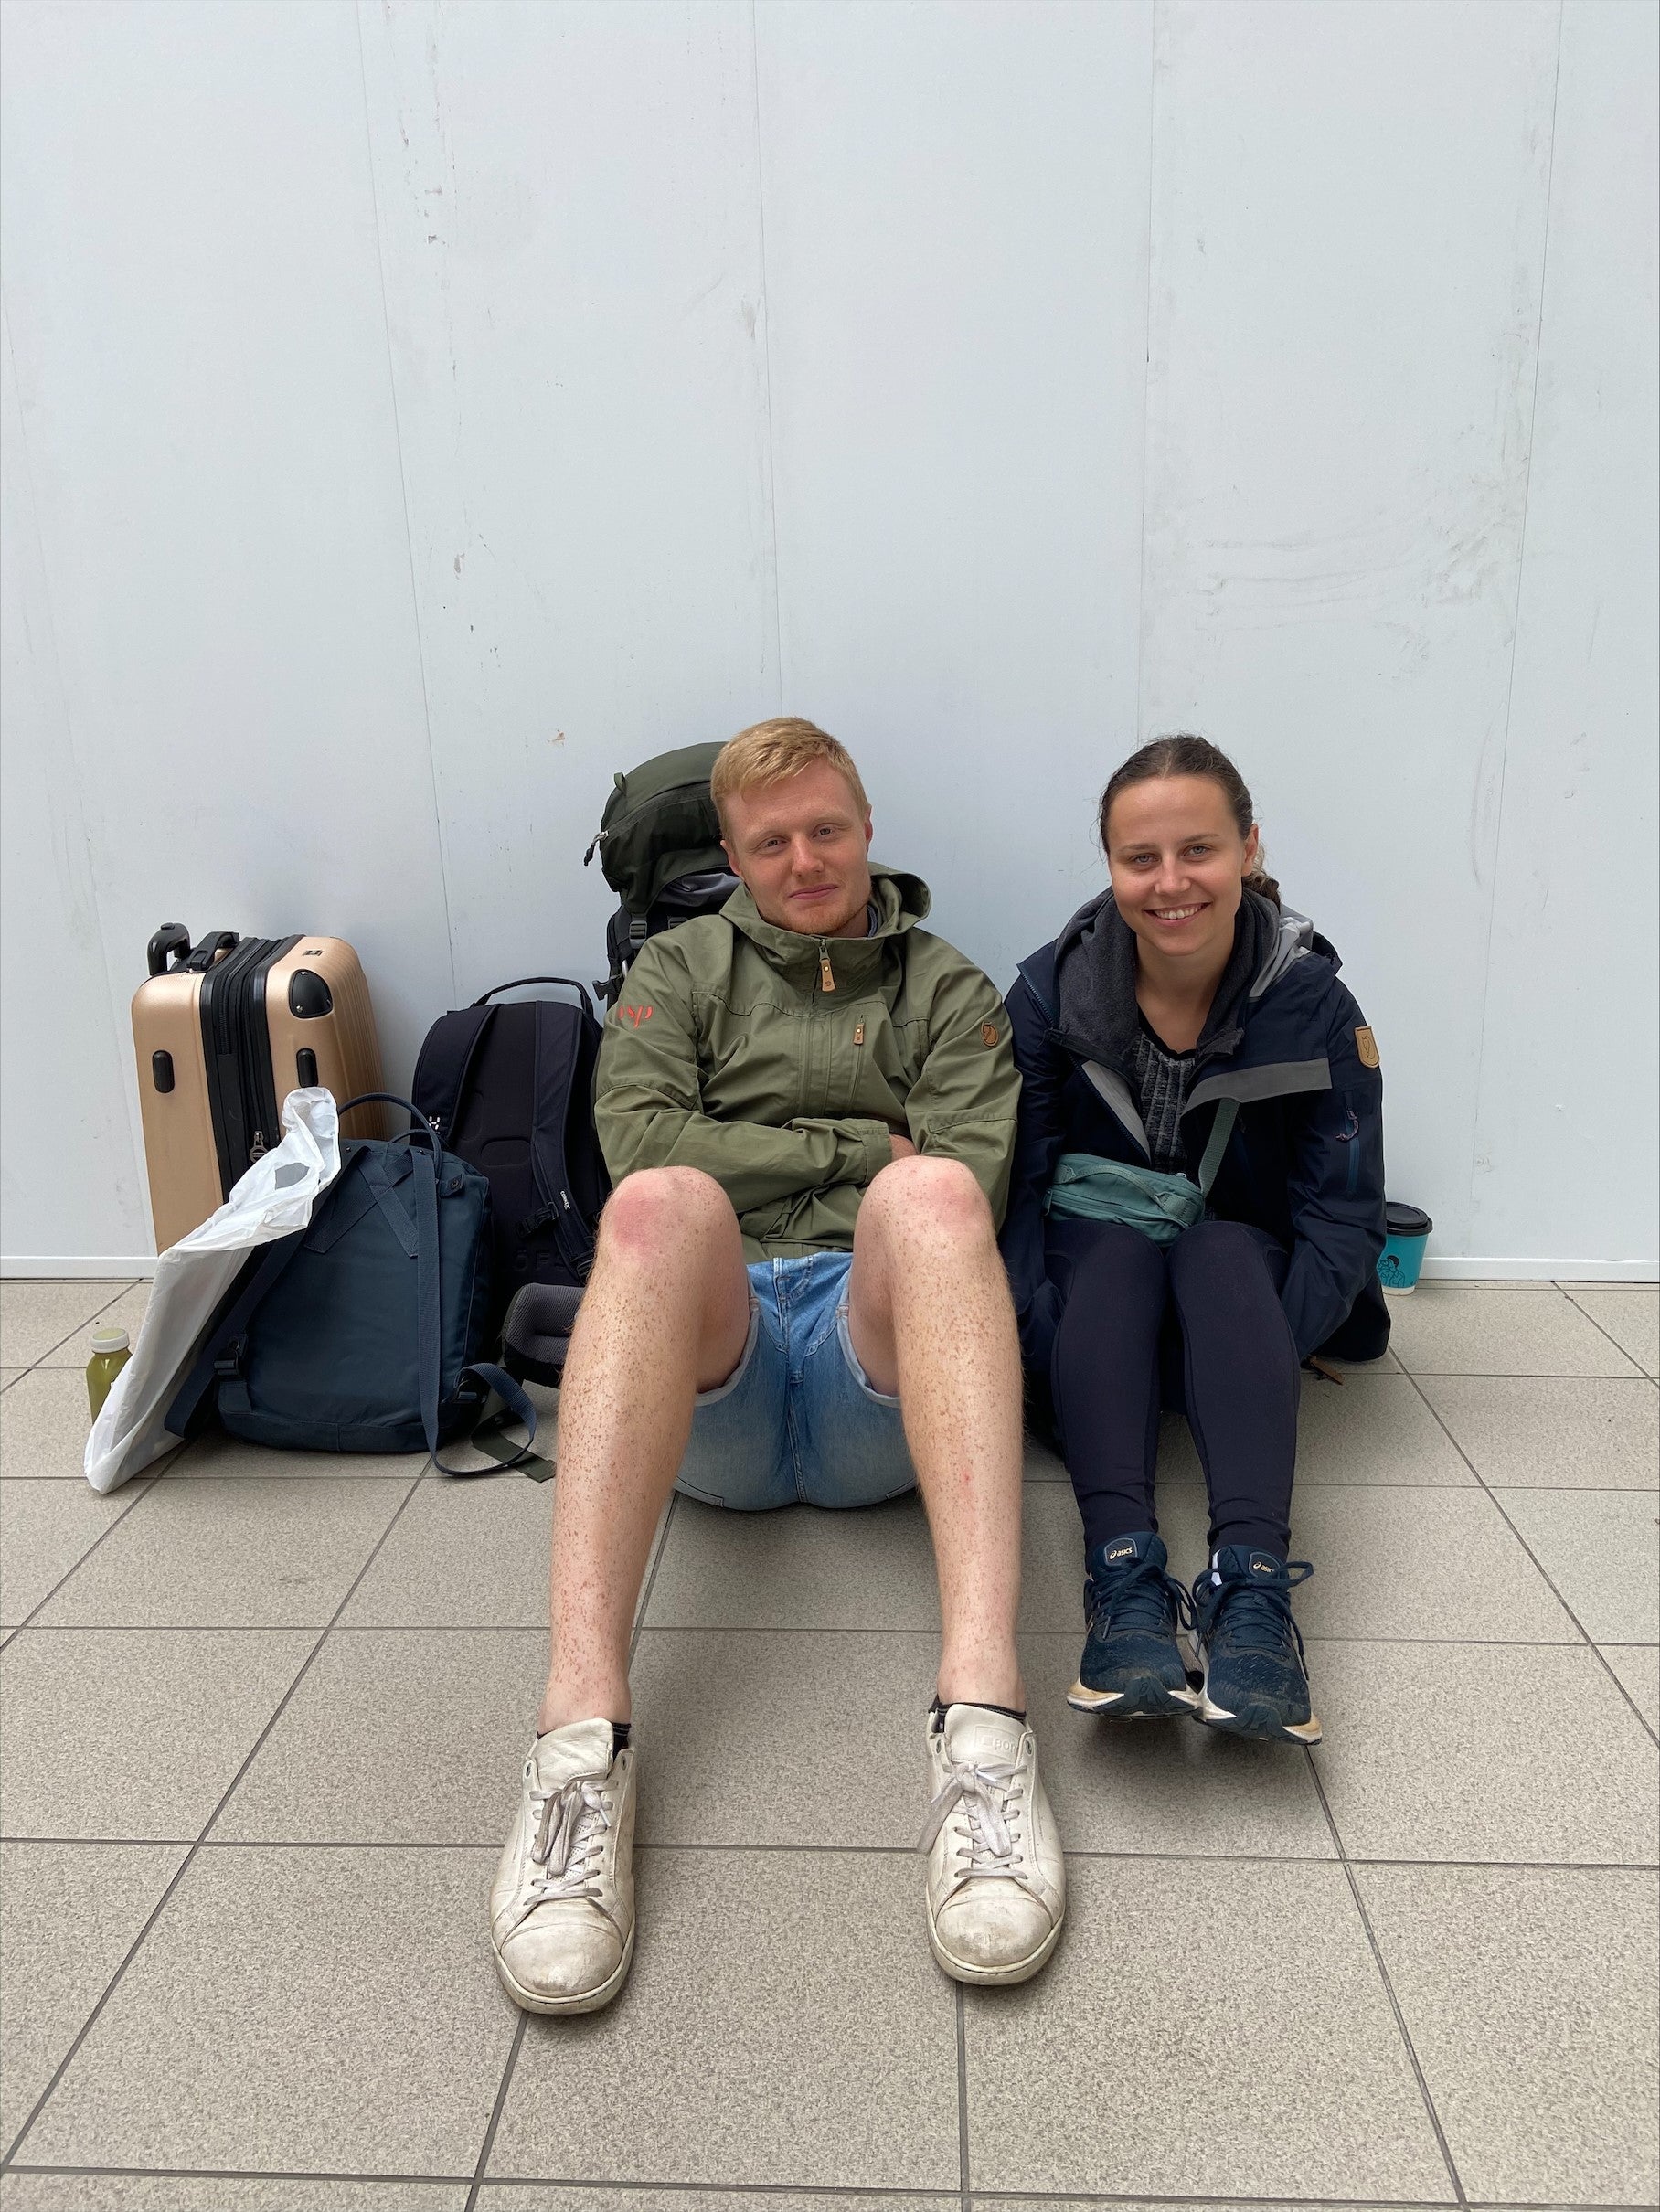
749, 0, 785, 713
353, 0, 458, 1005
0, 287, 147, 1241
1465, 0, 1566, 1233
1134, 0, 1162, 749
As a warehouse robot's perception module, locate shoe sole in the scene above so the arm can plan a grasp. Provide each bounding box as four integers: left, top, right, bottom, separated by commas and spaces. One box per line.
1195, 1691, 1322, 1746
1066, 1675, 1200, 1719
927, 1908, 1064, 1988
492, 1921, 637, 2016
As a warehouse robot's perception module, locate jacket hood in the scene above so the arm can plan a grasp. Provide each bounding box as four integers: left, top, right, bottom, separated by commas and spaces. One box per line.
1052, 888, 1318, 1070
722, 867, 930, 989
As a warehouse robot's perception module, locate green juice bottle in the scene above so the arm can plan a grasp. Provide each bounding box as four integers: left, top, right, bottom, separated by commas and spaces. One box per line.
85, 1326, 131, 1422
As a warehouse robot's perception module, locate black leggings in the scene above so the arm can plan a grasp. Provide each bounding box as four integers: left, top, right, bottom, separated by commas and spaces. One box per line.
1047, 1217, 1301, 1557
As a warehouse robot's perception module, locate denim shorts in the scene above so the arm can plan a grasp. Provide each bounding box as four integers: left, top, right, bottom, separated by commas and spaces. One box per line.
674, 1252, 916, 1510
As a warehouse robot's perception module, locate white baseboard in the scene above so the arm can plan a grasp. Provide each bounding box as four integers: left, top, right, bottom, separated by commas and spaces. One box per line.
2, 1252, 1655, 1284
1419, 1257, 1656, 1283
2, 1256, 159, 1279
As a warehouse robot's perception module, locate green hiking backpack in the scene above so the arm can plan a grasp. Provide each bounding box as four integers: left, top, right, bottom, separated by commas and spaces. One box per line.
583, 742, 738, 1004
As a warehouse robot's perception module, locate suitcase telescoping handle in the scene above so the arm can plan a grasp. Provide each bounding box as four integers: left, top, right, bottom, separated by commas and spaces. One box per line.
472, 975, 597, 1016
146, 925, 241, 977
147, 924, 192, 976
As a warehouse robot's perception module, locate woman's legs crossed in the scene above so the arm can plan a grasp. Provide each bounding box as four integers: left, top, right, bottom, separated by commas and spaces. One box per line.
1048, 1220, 1168, 1549
1166, 1219, 1299, 1556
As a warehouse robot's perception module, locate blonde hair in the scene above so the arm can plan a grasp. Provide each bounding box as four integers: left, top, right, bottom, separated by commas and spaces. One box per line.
710, 717, 870, 831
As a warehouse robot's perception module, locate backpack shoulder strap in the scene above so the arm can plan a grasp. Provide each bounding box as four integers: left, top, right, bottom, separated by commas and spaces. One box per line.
1195, 1097, 1239, 1196
403, 1139, 538, 1476
526, 1000, 599, 1275
410, 1006, 495, 1143
164, 1231, 304, 1437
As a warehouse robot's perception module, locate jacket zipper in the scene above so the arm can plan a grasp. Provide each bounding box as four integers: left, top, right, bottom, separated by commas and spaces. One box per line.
817, 940, 835, 993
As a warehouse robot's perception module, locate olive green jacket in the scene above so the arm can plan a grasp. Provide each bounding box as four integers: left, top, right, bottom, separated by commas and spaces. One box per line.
594, 869, 1020, 1260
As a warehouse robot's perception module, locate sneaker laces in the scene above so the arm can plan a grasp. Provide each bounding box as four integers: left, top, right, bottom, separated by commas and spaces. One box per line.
526, 1771, 611, 1905
1089, 1552, 1193, 1640
1194, 1560, 1314, 1661
919, 1758, 1027, 1880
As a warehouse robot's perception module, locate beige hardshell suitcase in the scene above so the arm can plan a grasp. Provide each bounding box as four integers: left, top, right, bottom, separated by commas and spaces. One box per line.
132, 925, 387, 1252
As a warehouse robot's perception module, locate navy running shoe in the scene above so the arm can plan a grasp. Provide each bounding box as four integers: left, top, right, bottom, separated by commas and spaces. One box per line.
1190, 1547, 1322, 1745
1067, 1532, 1199, 1719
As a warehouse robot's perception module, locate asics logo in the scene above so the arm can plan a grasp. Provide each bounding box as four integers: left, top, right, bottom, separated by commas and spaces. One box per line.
1106, 1541, 1135, 1564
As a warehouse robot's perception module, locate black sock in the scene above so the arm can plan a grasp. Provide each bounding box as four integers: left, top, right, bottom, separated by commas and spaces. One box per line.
929, 1695, 1027, 1731
535, 1719, 632, 1757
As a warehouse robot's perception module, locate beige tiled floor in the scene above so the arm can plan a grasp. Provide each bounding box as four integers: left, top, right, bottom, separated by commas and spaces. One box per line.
0, 1276, 1655, 2210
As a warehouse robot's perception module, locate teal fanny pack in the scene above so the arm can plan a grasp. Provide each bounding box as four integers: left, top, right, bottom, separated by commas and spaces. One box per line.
1046, 1098, 1239, 1246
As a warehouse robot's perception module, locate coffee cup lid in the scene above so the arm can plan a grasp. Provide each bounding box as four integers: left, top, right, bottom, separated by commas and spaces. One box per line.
1384, 1201, 1433, 1237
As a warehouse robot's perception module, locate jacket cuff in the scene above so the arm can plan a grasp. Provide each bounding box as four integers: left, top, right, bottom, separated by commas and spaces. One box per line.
853, 1122, 895, 1186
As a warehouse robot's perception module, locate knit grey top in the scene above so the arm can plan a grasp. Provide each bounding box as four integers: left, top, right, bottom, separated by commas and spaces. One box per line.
1125, 1016, 1196, 1173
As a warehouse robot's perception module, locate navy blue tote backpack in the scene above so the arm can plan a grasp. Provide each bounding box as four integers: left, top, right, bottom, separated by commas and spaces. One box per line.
165, 1094, 535, 1473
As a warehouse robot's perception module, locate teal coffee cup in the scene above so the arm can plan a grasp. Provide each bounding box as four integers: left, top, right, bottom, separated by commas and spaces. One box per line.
1378, 1202, 1432, 1293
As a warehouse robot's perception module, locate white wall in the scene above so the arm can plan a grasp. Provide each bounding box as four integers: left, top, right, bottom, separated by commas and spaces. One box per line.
2, 0, 1655, 1276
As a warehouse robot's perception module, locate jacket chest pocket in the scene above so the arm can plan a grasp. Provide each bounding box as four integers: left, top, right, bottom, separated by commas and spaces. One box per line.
841, 1005, 914, 1119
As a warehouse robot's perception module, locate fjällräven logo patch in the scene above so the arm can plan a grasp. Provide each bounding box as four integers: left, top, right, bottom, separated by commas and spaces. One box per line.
620, 1005, 654, 1028
1355, 1025, 1380, 1069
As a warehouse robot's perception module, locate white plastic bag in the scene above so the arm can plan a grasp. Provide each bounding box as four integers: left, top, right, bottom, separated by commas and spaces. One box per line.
83, 1090, 343, 1492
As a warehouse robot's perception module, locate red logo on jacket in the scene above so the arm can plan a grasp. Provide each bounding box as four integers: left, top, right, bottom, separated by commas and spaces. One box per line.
620, 1005, 654, 1028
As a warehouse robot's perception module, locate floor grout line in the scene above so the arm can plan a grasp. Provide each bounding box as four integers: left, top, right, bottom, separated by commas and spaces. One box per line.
631, 1489, 678, 1660
1304, 1749, 1469, 2207
4, 1622, 1652, 1645
1, 1465, 173, 1637
1558, 1281, 1657, 1379
1, 1281, 143, 1373
15, 2165, 1646, 2207
955, 1979, 971, 2210
1399, 1370, 1660, 1747
5, 1836, 1652, 1872
0, 1466, 427, 2175
464, 2009, 527, 2212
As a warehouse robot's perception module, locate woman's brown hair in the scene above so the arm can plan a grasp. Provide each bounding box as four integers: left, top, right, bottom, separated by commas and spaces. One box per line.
1097, 734, 1282, 908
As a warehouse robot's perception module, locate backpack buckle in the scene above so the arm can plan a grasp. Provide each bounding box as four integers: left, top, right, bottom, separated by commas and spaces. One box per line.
213, 1335, 249, 1382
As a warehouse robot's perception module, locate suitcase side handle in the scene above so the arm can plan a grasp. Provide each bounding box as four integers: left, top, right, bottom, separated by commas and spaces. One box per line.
471, 975, 597, 1016
146, 923, 193, 976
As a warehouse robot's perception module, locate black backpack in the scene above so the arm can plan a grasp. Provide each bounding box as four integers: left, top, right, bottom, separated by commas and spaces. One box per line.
411, 979, 608, 1328
584, 741, 738, 1005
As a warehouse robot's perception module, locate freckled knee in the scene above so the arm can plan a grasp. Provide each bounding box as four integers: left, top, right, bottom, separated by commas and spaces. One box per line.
865, 1156, 990, 1242
599, 1166, 731, 1261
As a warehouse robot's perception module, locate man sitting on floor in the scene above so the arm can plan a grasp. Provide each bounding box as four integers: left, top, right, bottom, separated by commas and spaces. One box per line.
489, 717, 1066, 2011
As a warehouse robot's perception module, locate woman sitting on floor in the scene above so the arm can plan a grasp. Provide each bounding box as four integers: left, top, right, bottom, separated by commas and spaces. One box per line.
1000, 734, 1389, 1745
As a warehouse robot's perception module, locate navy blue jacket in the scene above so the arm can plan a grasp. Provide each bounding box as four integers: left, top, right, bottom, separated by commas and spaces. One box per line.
1001, 891, 1389, 1375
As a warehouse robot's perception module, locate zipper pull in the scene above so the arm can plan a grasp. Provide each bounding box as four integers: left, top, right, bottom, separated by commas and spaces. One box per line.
818, 941, 836, 993
853, 1021, 865, 1047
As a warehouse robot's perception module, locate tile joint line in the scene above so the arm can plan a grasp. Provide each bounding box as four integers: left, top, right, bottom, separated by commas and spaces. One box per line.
0, 1468, 427, 2173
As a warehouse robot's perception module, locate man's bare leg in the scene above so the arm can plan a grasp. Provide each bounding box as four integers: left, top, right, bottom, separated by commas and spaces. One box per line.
847, 1154, 1065, 1985
538, 1165, 751, 1731
846, 1156, 1026, 1711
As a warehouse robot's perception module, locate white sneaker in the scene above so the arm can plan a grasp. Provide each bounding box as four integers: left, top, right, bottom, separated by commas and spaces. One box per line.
920, 1703, 1066, 1985
489, 1717, 636, 2014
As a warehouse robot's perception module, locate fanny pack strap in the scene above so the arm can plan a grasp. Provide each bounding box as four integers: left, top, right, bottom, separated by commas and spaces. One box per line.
1194, 1097, 1239, 1195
